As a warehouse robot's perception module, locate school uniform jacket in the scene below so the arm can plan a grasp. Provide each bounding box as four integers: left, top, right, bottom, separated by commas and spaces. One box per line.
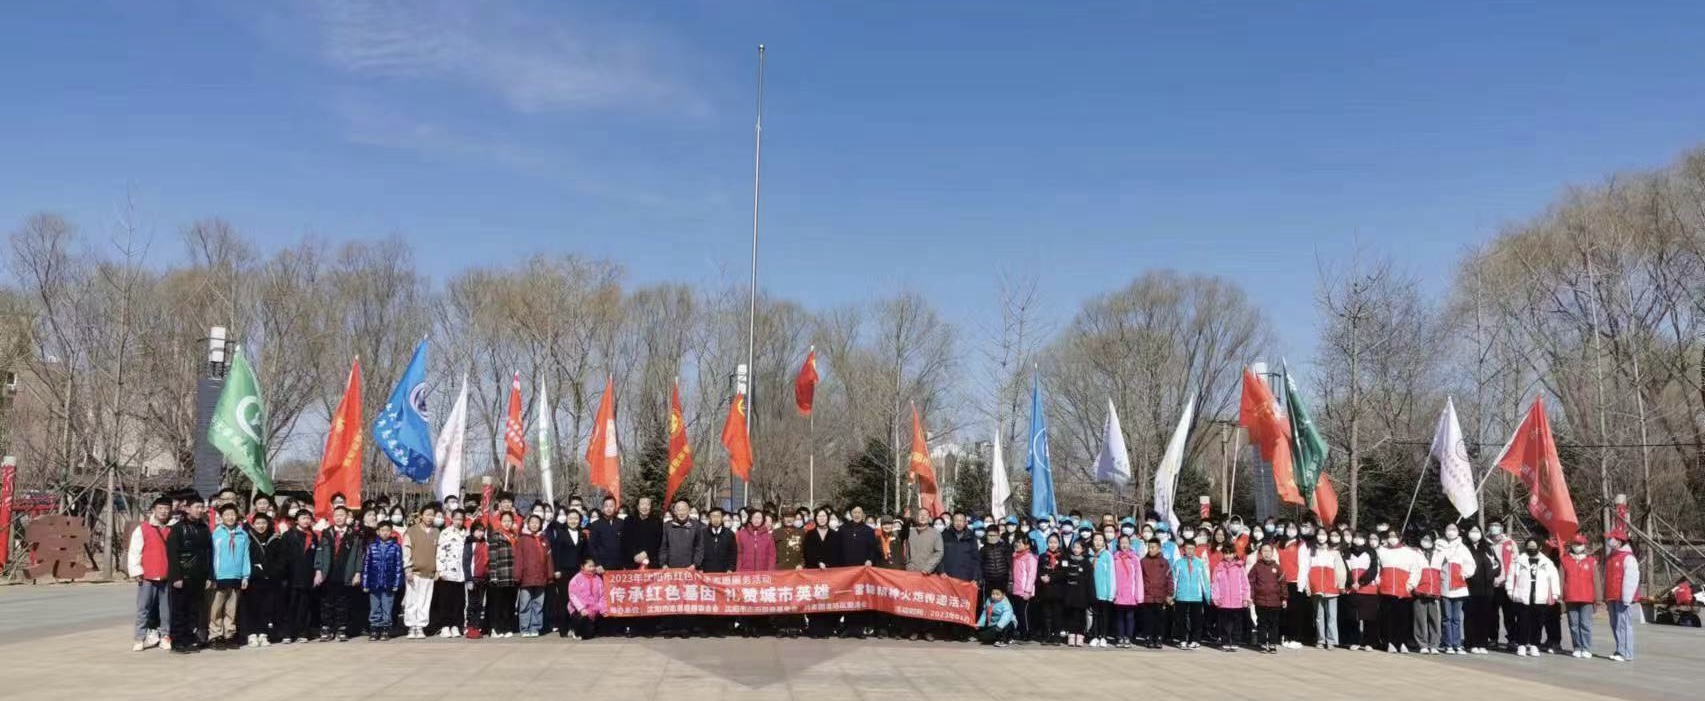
1507, 553, 1561, 605
1171, 553, 1212, 603
1375, 545, 1421, 599
315, 526, 364, 586
1345, 547, 1380, 595
1434, 540, 1478, 599
1300, 546, 1347, 597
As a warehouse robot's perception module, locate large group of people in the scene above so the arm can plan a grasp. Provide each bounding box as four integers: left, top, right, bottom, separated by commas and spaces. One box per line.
127, 486, 1647, 664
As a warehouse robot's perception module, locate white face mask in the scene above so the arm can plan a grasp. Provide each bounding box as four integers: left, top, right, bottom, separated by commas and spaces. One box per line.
1353, 538, 1366, 547
933, 523, 946, 532
431, 516, 445, 528
1445, 529, 1459, 541
793, 519, 805, 529
390, 515, 404, 525
1468, 531, 1482, 543
555, 514, 568, 524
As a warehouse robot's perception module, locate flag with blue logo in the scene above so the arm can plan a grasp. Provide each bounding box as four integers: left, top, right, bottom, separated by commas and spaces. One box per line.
373, 339, 435, 483
1025, 373, 1057, 519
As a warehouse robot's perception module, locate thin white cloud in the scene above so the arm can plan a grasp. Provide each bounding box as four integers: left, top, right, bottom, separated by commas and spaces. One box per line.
304, 0, 702, 116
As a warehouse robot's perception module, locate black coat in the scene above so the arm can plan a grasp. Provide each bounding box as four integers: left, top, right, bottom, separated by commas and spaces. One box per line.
588, 517, 625, 570
249, 530, 287, 581
1467, 540, 1502, 597
1062, 553, 1093, 609
701, 527, 739, 573
979, 539, 1013, 587
315, 526, 365, 585
547, 524, 587, 575
838, 523, 882, 567
804, 527, 839, 568
165, 517, 212, 582
940, 527, 982, 583
622, 515, 664, 566
1036, 550, 1066, 602
280, 528, 319, 588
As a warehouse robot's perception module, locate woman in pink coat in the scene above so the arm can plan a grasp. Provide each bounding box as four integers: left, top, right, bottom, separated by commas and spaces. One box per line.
567, 559, 606, 640
1210, 541, 1251, 651
1112, 535, 1145, 647
736, 510, 777, 571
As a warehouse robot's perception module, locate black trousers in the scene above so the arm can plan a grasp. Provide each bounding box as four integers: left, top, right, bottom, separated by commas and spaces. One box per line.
320, 584, 356, 636
544, 578, 571, 635
430, 580, 466, 633
466, 581, 487, 632
1286, 584, 1313, 644
488, 585, 519, 634
1064, 605, 1088, 635
1465, 594, 1496, 649
1380, 595, 1412, 649
284, 587, 316, 640
1009, 595, 1030, 639
1176, 601, 1205, 644
1091, 601, 1112, 639
1217, 606, 1244, 645
1496, 588, 1519, 646
1139, 603, 1167, 644
169, 579, 207, 644
1038, 599, 1061, 641
571, 611, 598, 639
1543, 603, 1562, 649
978, 625, 1014, 645
238, 579, 279, 640
1254, 605, 1283, 647
1516, 602, 1545, 646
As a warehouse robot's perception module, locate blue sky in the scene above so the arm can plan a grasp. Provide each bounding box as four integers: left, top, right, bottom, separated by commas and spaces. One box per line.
3, 0, 1704, 362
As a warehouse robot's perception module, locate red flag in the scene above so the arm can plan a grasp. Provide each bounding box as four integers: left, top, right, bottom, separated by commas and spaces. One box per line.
314, 358, 364, 518
795, 348, 819, 416
722, 392, 754, 481
503, 372, 526, 472
664, 381, 695, 505
585, 376, 621, 503
1313, 473, 1339, 527
1239, 368, 1304, 505
909, 405, 944, 518
1496, 397, 1578, 545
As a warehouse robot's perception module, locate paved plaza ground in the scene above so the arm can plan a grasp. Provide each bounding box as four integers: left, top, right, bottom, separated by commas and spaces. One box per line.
1, 583, 1699, 701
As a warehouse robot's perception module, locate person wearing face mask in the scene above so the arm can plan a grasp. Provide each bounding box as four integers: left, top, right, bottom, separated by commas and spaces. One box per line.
1486, 521, 1519, 649
1276, 521, 1310, 648
1009, 537, 1038, 642
773, 511, 807, 570
399, 503, 441, 639
1602, 535, 1638, 662
432, 509, 468, 638
1343, 532, 1381, 650
1507, 536, 1560, 656
1248, 542, 1287, 653
1171, 531, 1211, 649
802, 508, 841, 638
1433, 523, 1477, 654
462, 522, 489, 638
1210, 541, 1249, 651
1245, 525, 1266, 566
1559, 534, 1599, 658
1462, 524, 1500, 654
545, 508, 586, 638
485, 512, 520, 638
1412, 532, 1444, 654
899, 508, 945, 641
1029, 518, 1053, 554
1035, 535, 1066, 644
1375, 529, 1420, 653
1301, 529, 1346, 649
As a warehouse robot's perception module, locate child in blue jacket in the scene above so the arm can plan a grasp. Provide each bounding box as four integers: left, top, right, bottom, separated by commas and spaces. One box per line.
362, 521, 405, 641
208, 504, 251, 649
978, 588, 1017, 646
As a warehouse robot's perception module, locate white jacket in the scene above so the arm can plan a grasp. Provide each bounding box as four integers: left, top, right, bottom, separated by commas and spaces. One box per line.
1375, 545, 1422, 595
1298, 546, 1348, 597
1507, 553, 1561, 605
1434, 539, 1478, 599
126, 523, 146, 578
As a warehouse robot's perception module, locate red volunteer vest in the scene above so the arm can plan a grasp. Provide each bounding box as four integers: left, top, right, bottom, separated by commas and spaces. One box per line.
1561, 555, 1598, 604
1279, 542, 1301, 583
140, 523, 170, 580
1603, 550, 1633, 602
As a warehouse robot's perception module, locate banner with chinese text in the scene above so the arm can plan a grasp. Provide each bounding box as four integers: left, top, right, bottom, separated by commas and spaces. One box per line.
604, 565, 978, 626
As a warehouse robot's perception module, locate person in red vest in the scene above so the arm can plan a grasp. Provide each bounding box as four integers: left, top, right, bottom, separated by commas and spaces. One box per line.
1343, 531, 1381, 650
1275, 521, 1309, 648
1412, 532, 1444, 654
1602, 535, 1639, 662
1560, 534, 1600, 658
127, 496, 175, 652
1375, 529, 1420, 653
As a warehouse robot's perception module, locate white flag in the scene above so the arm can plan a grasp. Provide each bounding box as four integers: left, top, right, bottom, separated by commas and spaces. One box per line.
1092, 398, 1132, 485
1431, 397, 1479, 519
433, 373, 469, 503
991, 427, 1012, 520
1153, 391, 1197, 532
537, 379, 555, 506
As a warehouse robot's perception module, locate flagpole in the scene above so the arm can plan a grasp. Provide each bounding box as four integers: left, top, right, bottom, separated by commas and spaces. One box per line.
1401, 457, 1430, 534
808, 408, 816, 506
741, 43, 766, 510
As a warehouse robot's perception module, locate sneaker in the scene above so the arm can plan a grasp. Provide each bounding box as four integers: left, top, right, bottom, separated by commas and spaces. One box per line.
1472, 647, 1488, 655
132, 642, 146, 652
260, 637, 272, 647
1610, 654, 1626, 662
336, 633, 349, 642
160, 638, 173, 651
1387, 643, 1397, 653
1398, 644, 1411, 654
993, 641, 1006, 648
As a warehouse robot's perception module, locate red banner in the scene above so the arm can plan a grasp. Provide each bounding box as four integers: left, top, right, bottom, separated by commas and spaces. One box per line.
0, 458, 14, 568
604, 566, 979, 626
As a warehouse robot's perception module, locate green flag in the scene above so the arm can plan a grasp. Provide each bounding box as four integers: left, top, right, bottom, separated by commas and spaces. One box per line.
208, 345, 273, 493
1282, 361, 1327, 499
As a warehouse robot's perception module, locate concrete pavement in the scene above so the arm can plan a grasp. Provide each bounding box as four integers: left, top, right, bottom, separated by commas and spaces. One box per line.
0, 584, 1699, 701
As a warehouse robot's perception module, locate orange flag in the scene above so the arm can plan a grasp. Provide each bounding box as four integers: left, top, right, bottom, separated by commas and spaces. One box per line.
664, 381, 695, 505
1496, 396, 1578, 545
1313, 473, 1339, 527
1240, 368, 1304, 505
314, 358, 363, 518
585, 376, 621, 503
722, 392, 754, 481
795, 348, 819, 416
503, 372, 526, 473
909, 405, 944, 518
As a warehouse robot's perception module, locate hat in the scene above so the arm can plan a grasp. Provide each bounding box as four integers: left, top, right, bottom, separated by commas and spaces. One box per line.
971, 520, 986, 530
1120, 516, 1136, 526
1153, 522, 1172, 533
1571, 534, 1589, 545
1005, 515, 1019, 525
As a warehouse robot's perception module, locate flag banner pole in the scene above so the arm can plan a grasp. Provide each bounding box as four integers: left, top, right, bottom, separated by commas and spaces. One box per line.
808, 410, 816, 506
1401, 457, 1430, 533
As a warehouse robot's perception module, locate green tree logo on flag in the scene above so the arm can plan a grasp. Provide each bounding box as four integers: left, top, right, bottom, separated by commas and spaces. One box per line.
209, 345, 273, 493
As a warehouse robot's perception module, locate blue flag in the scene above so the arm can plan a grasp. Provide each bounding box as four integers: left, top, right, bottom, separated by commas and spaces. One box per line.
373, 339, 435, 483
1025, 374, 1057, 519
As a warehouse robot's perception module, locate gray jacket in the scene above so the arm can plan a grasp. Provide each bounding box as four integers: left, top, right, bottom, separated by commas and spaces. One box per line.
657, 518, 704, 568
907, 527, 944, 573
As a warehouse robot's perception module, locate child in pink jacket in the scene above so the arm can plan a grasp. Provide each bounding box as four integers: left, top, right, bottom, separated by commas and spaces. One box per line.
567, 559, 606, 640
1211, 541, 1251, 651
1009, 538, 1039, 641
1112, 535, 1145, 647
